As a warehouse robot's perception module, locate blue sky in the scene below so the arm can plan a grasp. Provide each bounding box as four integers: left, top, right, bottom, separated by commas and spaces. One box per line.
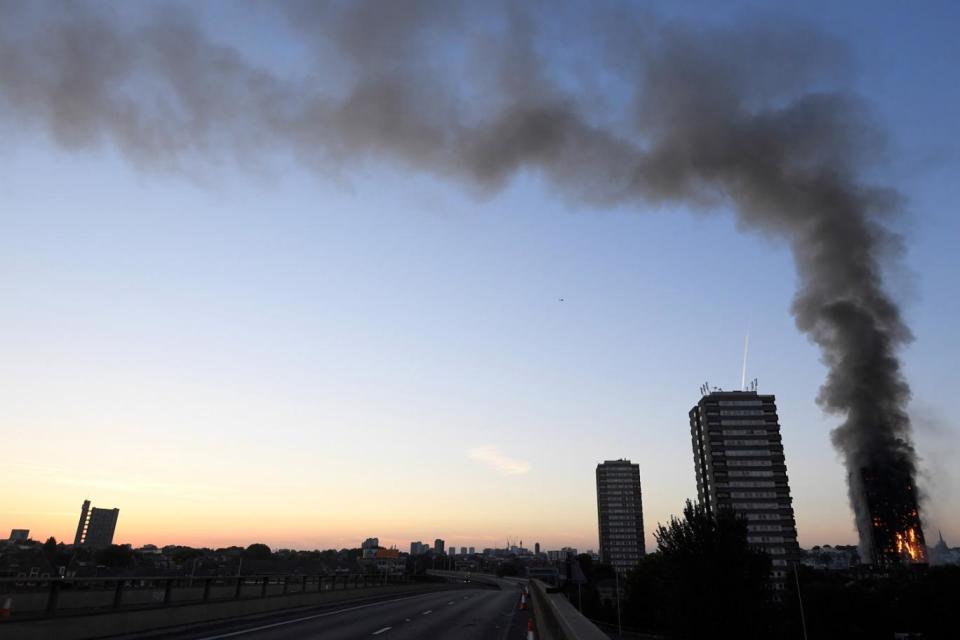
1, 0, 957, 551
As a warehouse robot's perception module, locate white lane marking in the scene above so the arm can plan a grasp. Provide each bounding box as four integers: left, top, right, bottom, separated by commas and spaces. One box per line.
422, 610, 432, 615
447, 601, 454, 605
372, 627, 391, 635
194, 593, 438, 639
404, 618, 411, 622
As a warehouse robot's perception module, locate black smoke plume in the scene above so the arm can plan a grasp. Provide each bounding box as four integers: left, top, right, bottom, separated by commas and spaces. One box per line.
0, 1, 923, 556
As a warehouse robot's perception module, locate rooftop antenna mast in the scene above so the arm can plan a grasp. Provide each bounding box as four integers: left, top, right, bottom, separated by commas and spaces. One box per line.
740, 330, 750, 391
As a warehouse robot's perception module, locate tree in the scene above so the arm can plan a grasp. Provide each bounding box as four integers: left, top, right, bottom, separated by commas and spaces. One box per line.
95, 545, 136, 569
40, 536, 64, 572
171, 546, 204, 563
625, 500, 773, 639
243, 543, 272, 560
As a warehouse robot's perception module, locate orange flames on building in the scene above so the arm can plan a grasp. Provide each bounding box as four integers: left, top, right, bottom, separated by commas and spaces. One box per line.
895, 526, 927, 563
860, 468, 927, 566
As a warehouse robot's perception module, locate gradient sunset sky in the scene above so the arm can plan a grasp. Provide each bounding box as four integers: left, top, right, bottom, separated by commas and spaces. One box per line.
2, 0, 958, 554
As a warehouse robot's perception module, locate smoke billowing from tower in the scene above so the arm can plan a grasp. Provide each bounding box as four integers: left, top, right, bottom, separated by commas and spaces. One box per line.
0, 1, 927, 559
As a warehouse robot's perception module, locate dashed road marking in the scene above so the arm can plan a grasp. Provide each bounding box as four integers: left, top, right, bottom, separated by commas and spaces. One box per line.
194, 593, 435, 639
372, 627, 391, 635
423, 610, 432, 615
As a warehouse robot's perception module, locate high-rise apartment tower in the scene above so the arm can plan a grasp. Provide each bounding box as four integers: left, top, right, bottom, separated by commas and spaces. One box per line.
596, 459, 646, 573
73, 499, 120, 547
689, 389, 800, 589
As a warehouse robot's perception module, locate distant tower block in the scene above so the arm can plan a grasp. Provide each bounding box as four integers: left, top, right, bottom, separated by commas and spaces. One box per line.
596, 459, 646, 573
73, 499, 119, 548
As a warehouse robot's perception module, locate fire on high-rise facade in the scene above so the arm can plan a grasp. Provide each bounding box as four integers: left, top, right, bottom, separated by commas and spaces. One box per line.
858, 466, 927, 565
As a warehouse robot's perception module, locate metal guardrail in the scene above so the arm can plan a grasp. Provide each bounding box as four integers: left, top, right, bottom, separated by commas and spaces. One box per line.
0, 573, 407, 620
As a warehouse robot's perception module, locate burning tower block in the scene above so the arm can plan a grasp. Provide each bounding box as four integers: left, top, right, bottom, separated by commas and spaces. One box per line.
858, 466, 927, 565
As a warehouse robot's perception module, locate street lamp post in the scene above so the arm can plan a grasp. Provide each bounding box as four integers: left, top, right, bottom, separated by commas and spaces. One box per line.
793, 562, 809, 640
615, 569, 623, 637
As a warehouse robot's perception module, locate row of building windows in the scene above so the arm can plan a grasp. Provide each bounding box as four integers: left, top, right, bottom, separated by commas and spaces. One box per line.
724, 439, 770, 446
726, 449, 773, 457
730, 502, 782, 509
727, 460, 773, 467
718, 409, 765, 416
748, 535, 785, 543
729, 491, 780, 498
717, 400, 764, 406
719, 419, 770, 426
728, 470, 775, 477
744, 513, 783, 520
722, 428, 769, 436
724, 481, 775, 488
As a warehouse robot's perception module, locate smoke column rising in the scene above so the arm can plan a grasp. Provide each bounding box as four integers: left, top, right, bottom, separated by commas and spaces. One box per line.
0, 0, 922, 556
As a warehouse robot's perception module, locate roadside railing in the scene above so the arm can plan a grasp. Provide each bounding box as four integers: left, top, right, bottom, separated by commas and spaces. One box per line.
0, 573, 407, 620
528, 578, 609, 640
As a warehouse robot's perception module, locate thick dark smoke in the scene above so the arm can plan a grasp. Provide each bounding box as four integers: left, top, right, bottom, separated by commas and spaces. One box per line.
0, 1, 921, 555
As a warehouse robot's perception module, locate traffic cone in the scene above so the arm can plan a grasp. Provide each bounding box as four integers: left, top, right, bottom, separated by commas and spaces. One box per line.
1, 596, 12, 619
527, 618, 535, 640
519, 593, 529, 610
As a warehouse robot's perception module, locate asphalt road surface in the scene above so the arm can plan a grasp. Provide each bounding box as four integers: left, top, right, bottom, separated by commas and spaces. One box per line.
147, 585, 534, 640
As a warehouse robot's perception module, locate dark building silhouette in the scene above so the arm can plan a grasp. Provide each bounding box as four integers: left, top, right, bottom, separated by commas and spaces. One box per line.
596, 459, 645, 573
409, 541, 427, 555
689, 389, 799, 589
433, 538, 445, 554
73, 499, 119, 547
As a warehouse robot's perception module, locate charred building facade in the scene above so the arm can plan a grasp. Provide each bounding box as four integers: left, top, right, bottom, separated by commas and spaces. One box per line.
690, 389, 799, 590
858, 465, 927, 565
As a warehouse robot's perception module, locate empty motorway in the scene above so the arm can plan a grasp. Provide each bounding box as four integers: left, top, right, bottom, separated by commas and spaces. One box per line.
128, 582, 533, 640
